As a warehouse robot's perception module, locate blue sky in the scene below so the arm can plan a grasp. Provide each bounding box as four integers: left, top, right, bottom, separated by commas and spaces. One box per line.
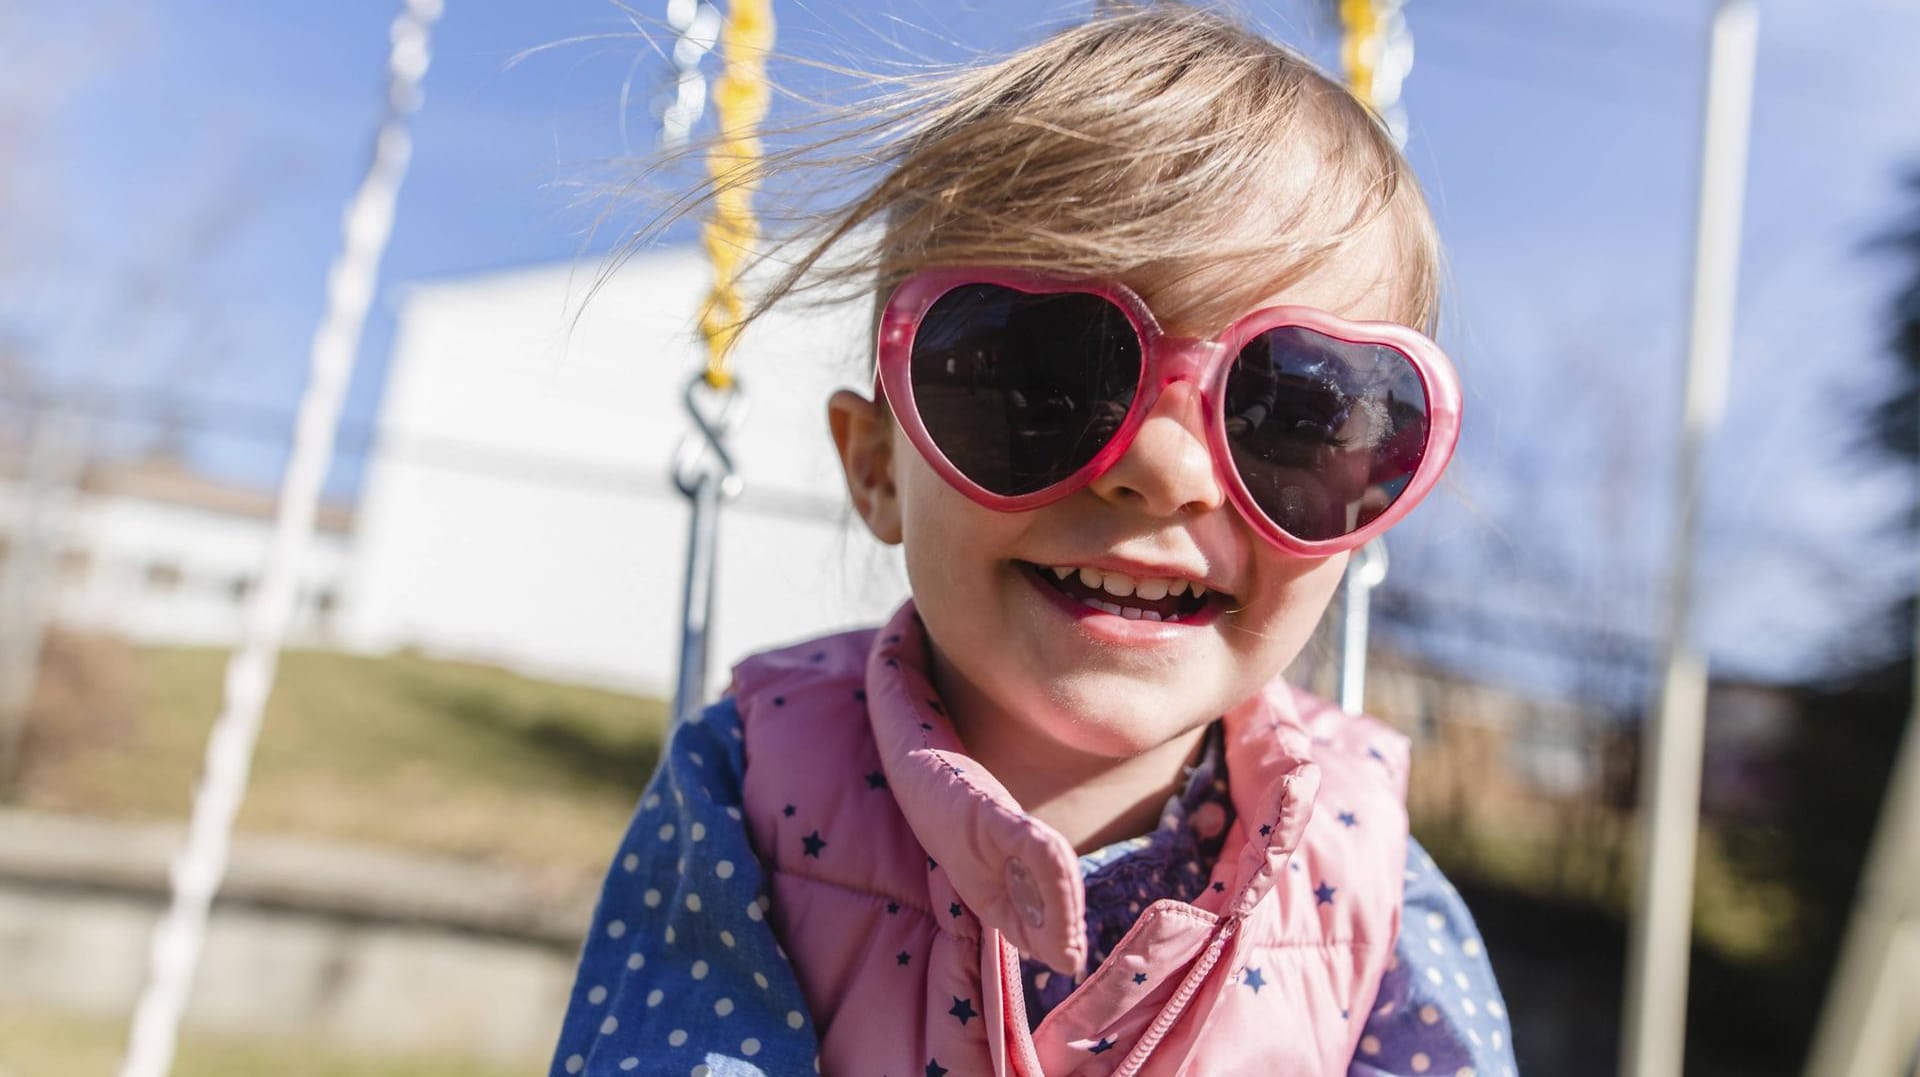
8, 0, 1919, 687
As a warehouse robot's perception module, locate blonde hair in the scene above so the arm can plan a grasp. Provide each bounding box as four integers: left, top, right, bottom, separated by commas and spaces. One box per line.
629, 2, 1442, 346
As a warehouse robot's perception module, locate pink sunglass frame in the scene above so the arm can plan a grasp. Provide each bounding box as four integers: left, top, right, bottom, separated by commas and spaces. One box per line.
875, 267, 1463, 557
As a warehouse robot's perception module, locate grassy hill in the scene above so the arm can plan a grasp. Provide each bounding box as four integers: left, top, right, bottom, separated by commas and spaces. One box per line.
13, 634, 667, 884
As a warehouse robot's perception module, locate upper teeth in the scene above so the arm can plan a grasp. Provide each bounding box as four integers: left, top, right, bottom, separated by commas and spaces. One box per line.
1051, 565, 1208, 599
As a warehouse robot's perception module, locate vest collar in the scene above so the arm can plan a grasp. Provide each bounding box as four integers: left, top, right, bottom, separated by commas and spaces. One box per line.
864, 602, 1324, 970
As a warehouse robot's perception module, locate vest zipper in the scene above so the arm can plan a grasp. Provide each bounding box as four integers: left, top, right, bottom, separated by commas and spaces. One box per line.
999, 935, 1046, 1077
1112, 917, 1239, 1077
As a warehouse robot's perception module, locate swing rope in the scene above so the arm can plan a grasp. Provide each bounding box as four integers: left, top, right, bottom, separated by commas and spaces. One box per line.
118, 3, 443, 1074
1334, 0, 1414, 714
668, 0, 772, 722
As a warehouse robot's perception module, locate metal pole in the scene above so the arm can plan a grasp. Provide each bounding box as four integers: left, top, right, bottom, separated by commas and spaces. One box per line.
1618, 4, 1758, 1075
119, 3, 441, 1073
1340, 540, 1389, 714
1801, 552, 1920, 1076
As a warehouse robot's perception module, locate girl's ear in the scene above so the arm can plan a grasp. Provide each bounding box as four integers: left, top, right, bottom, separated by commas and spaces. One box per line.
828, 389, 903, 544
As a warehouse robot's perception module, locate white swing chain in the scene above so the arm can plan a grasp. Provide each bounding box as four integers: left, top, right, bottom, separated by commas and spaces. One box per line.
118, 3, 441, 1074
661, 0, 721, 148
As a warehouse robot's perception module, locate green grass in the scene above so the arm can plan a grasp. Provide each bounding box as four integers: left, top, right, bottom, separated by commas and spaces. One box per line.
16, 643, 668, 882
0, 1006, 531, 1077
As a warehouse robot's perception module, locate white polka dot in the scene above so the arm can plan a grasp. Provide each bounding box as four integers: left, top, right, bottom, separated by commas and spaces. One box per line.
1463, 998, 1478, 1016
1426, 967, 1444, 984
664, 925, 675, 944
716, 860, 735, 879
692, 960, 710, 980
1455, 971, 1471, 990
627, 952, 645, 970
1427, 912, 1446, 931
1468, 1030, 1483, 1046
691, 822, 707, 841
725, 806, 743, 820
720, 930, 736, 947
658, 823, 676, 841
623, 853, 639, 872
600, 1016, 619, 1035
643, 889, 662, 908
715, 997, 735, 1016
619, 1059, 638, 1072
746, 901, 764, 921
588, 985, 608, 1005
1457, 1069, 1476, 1077
1428, 937, 1445, 954
686, 893, 703, 912
566, 1055, 584, 1074
688, 751, 704, 765
1420, 1005, 1440, 1025
753, 971, 769, 989
1492, 1030, 1505, 1049
647, 989, 664, 1007
692, 1067, 710, 1077
1412, 1052, 1431, 1073
1360, 1035, 1381, 1055
606, 920, 627, 939
741, 1038, 762, 1057
1488, 999, 1505, 1018
643, 793, 660, 810
1375, 1001, 1396, 1017
1462, 938, 1483, 957
787, 1010, 804, 1029
668, 1029, 688, 1047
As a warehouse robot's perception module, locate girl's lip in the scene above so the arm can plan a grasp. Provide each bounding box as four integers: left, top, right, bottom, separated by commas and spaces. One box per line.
1017, 562, 1223, 644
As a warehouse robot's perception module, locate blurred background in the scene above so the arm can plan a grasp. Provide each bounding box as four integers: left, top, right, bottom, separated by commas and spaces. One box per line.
1, 0, 1916, 1074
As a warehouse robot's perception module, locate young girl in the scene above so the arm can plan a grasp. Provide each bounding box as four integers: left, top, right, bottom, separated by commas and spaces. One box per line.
554, 6, 1515, 1075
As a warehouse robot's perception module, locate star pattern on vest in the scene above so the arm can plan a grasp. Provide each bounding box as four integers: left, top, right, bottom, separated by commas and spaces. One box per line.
1242, 966, 1267, 993
948, 901, 963, 918
865, 770, 888, 790
948, 997, 977, 1025
1132, 972, 1148, 984
1337, 810, 1359, 827
897, 950, 911, 966
925, 1060, 947, 1077
1089, 1037, 1116, 1054
886, 900, 900, 914
802, 830, 826, 858
782, 803, 795, 817
1315, 881, 1337, 905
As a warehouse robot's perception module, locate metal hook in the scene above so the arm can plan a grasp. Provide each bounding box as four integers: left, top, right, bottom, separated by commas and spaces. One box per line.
671, 372, 747, 501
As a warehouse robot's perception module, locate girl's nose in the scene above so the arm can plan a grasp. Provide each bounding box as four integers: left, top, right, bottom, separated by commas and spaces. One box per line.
1088, 379, 1226, 518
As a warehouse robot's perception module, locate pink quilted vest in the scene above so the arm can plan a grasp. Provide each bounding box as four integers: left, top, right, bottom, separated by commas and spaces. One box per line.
732, 603, 1410, 1076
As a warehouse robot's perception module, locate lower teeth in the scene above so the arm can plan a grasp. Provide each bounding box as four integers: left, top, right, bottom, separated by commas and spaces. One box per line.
1081, 597, 1167, 622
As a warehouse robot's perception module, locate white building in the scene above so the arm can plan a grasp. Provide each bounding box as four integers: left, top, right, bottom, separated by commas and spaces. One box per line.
0, 457, 351, 647
342, 247, 907, 696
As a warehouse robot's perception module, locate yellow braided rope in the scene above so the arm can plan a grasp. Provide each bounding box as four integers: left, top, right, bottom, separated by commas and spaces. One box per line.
696, 0, 774, 390
1338, 0, 1381, 106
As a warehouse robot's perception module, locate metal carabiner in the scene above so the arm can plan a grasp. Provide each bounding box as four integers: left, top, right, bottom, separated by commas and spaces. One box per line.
670, 372, 747, 723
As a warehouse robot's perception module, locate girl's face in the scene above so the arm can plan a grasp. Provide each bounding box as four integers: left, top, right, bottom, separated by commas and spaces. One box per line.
831, 232, 1405, 762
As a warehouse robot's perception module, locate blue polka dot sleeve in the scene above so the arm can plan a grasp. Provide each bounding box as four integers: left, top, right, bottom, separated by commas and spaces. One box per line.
550, 698, 820, 1077
1349, 837, 1519, 1076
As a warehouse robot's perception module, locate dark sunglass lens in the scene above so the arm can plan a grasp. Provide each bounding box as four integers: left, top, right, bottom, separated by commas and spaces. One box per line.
909, 285, 1142, 496
1224, 327, 1429, 541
